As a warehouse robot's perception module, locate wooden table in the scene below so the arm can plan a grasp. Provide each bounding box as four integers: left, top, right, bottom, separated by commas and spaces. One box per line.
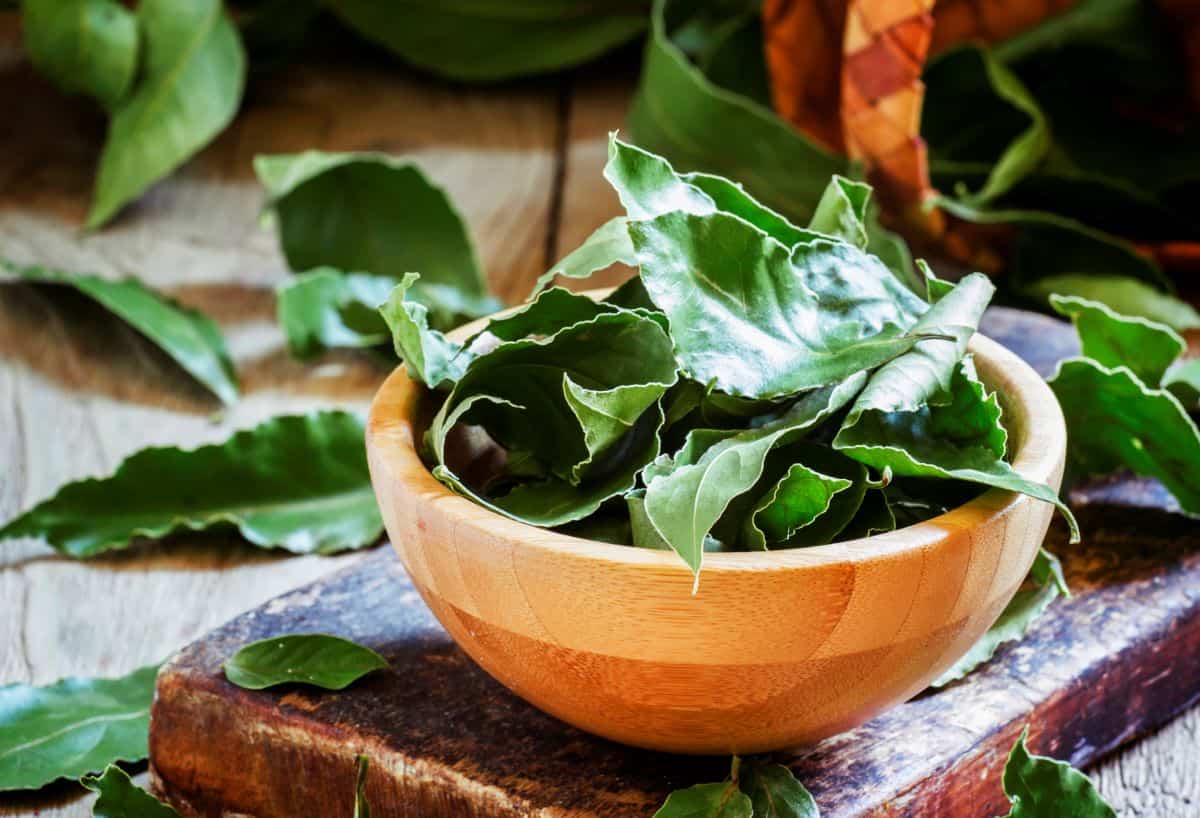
0, 20, 1195, 818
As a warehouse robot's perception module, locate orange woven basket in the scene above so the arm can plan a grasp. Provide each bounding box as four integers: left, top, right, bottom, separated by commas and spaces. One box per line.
762, 0, 1200, 272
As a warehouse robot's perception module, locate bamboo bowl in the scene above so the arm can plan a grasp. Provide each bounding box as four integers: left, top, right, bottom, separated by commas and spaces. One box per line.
365, 307, 1066, 755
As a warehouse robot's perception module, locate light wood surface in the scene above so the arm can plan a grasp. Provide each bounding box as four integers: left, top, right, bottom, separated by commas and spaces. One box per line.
0, 11, 1195, 815
366, 322, 1064, 754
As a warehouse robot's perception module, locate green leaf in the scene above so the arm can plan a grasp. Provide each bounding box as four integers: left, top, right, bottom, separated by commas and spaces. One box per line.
1026, 275, 1200, 331
745, 455, 854, 549
654, 781, 752, 818
83, 765, 182, 818
1049, 295, 1185, 386
998, 729, 1116, 818
932, 549, 1066, 686
532, 216, 637, 296
835, 358, 1080, 541
474, 286, 616, 345
629, 210, 929, 398
354, 756, 371, 818
87, 0, 246, 228
1163, 358, 1200, 409
379, 274, 472, 389
255, 151, 487, 299
3, 260, 238, 404
0, 664, 158, 791
838, 487, 897, 539
1049, 358, 1200, 515
22, 0, 138, 108
738, 761, 819, 818
808, 176, 871, 248
642, 375, 867, 578
223, 634, 388, 691
628, 0, 846, 224
918, 259, 956, 303
563, 377, 673, 483
0, 411, 382, 557
325, 0, 647, 82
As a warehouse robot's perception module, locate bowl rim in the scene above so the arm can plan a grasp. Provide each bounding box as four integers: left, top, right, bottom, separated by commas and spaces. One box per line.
366, 291, 1067, 573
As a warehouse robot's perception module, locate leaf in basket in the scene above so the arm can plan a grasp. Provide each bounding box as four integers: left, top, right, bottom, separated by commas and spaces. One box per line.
0, 664, 158, 791
739, 444, 863, 551
532, 216, 638, 296
83, 765, 182, 818
22, 0, 138, 108
0, 411, 382, 557
223, 634, 387, 691
87, 0, 245, 228
2, 260, 238, 405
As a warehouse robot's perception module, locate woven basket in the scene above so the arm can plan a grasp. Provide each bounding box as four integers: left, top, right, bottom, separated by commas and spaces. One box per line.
763, 0, 1200, 272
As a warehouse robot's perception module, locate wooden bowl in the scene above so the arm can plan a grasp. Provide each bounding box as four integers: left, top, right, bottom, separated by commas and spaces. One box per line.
365, 307, 1066, 755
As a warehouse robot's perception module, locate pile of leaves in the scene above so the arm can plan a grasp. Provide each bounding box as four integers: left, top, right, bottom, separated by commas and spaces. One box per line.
386, 135, 1077, 584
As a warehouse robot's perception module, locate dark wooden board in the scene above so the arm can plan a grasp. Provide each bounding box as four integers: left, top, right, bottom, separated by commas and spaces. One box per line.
148, 309, 1200, 818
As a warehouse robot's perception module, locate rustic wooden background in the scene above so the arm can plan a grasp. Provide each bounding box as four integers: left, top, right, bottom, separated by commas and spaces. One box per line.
0, 17, 1195, 818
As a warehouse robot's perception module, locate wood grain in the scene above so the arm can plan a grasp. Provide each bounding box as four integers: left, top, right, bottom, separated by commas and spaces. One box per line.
0, 12, 1196, 817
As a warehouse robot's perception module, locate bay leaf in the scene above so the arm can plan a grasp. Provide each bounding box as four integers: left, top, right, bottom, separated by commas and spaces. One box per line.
1049, 294, 1184, 386
3, 260, 238, 405
1026, 275, 1200, 331
0, 411, 382, 557
87, 0, 245, 228
532, 217, 637, 296
807, 176, 871, 248
223, 634, 388, 691
325, 0, 647, 81
379, 274, 473, 389
1049, 358, 1200, 515
653, 781, 752, 818
83, 765, 181, 818
0, 664, 158, 791
998, 729, 1116, 818
22, 0, 138, 108
255, 151, 487, 300
742, 444, 864, 550
738, 761, 819, 818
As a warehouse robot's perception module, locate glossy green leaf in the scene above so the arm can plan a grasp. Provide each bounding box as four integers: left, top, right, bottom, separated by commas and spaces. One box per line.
808, 176, 871, 248
0, 664, 158, 791
1049, 358, 1200, 515
746, 456, 854, 549
1050, 295, 1185, 386
654, 782, 752, 818
738, 761, 820, 818
87, 0, 245, 228
629, 210, 929, 398
3, 260, 238, 404
532, 216, 637, 296
22, 0, 138, 108
83, 765, 181, 818
564, 377, 673, 482
918, 259, 955, 302
628, 0, 846, 224
255, 151, 487, 299
835, 358, 1080, 541
325, 0, 647, 82
998, 729, 1116, 818
0, 411, 382, 557
642, 375, 867, 578
474, 286, 616, 345
435, 311, 677, 480
223, 634, 387, 691
1026, 275, 1200, 331
379, 274, 472, 390
932, 549, 1066, 686
354, 756, 371, 818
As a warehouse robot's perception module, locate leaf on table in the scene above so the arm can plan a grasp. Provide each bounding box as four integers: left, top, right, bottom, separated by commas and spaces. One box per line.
83, 765, 182, 818
0, 411, 383, 557
738, 760, 820, 818
1049, 358, 1200, 515
997, 729, 1116, 818
932, 548, 1066, 687
254, 151, 488, 301
21, 0, 138, 108
654, 781, 752, 818
628, 0, 846, 225
353, 756, 371, 818
1050, 294, 1185, 386
642, 375, 866, 579
0, 664, 158, 791
835, 358, 1080, 541
629, 209, 928, 398
532, 216, 637, 296
2, 260, 239, 404
223, 634, 388, 691
324, 0, 646, 82
1026, 275, 1200, 331
87, 0, 246, 228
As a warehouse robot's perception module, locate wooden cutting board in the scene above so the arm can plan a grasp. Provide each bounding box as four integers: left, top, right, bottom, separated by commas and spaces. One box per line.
147, 309, 1200, 818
